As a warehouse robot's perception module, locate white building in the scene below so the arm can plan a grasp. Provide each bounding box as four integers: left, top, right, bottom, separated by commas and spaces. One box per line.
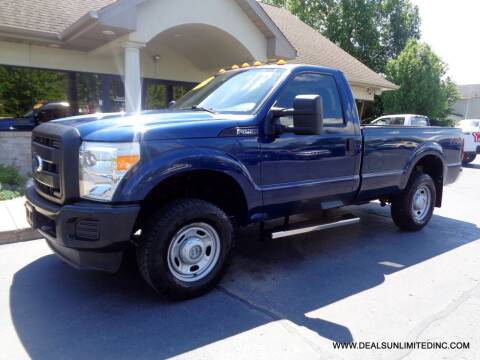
0, 0, 397, 114
450, 84, 480, 122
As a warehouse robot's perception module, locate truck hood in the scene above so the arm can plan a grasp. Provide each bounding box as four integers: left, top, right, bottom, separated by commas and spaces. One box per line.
53, 110, 252, 142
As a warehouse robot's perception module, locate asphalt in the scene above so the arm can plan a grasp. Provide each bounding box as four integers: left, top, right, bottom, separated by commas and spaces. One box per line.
1, 159, 479, 360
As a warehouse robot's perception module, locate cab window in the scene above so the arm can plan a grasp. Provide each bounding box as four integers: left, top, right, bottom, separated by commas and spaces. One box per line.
411, 116, 428, 126
275, 73, 344, 126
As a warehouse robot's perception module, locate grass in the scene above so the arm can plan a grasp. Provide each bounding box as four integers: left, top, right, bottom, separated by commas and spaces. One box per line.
0, 165, 26, 200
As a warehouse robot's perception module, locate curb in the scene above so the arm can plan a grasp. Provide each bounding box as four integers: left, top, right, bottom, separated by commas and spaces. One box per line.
0, 227, 41, 245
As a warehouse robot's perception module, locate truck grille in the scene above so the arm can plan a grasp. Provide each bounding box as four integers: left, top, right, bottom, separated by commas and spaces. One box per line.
31, 123, 82, 204
32, 134, 63, 201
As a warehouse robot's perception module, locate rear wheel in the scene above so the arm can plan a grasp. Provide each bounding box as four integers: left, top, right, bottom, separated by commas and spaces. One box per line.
137, 199, 233, 299
462, 153, 476, 164
391, 173, 436, 231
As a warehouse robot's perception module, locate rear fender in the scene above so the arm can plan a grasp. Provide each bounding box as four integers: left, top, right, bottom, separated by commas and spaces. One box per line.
400, 143, 447, 190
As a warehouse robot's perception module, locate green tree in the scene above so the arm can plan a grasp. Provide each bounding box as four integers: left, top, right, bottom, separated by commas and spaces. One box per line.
379, 0, 421, 62
263, 0, 421, 73
382, 40, 458, 124
324, 0, 384, 72
0, 65, 66, 117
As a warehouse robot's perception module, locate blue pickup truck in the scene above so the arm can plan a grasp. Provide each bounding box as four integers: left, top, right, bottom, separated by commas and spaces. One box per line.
25, 64, 463, 299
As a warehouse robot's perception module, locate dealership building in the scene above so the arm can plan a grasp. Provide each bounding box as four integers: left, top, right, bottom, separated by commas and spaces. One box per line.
0, 0, 396, 115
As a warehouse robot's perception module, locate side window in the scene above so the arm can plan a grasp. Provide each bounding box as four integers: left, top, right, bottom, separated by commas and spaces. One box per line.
412, 116, 427, 126
392, 117, 405, 125
275, 73, 344, 127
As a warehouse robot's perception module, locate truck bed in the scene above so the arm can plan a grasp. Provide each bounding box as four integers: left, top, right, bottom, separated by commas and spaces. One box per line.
357, 125, 463, 201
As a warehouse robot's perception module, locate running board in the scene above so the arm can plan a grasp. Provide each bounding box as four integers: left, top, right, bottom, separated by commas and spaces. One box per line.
270, 215, 360, 240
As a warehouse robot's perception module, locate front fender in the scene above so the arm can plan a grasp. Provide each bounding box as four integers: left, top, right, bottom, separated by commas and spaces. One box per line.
399, 142, 447, 190
113, 142, 261, 211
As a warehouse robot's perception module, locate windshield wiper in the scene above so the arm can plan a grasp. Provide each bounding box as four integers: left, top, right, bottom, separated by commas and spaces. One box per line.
179, 105, 217, 115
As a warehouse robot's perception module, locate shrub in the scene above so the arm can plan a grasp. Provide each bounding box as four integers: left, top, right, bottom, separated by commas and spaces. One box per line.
0, 164, 26, 200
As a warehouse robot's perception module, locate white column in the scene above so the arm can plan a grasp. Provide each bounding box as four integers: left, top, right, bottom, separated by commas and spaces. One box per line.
122, 41, 145, 113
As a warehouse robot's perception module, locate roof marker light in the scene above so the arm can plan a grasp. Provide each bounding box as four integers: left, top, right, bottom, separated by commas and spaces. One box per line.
218, 68, 226, 74
241, 63, 250, 68
231, 64, 239, 70
254, 61, 262, 66
276, 59, 286, 65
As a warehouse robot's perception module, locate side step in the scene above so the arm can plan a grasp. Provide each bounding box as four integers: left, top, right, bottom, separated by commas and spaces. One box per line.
270, 214, 360, 240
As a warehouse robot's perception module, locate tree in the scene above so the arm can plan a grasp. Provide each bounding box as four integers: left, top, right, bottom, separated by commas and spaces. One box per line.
0, 65, 66, 117
263, 0, 421, 73
382, 40, 458, 124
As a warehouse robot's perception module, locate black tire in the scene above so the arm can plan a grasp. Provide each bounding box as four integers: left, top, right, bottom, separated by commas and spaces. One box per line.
391, 173, 436, 231
462, 154, 476, 164
137, 198, 233, 300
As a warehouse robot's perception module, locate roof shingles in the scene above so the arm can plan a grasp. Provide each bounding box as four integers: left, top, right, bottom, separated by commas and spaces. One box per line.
0, 0, 115, 35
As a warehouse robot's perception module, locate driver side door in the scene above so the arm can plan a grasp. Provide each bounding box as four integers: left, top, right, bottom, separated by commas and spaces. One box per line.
260, 72, 359, 217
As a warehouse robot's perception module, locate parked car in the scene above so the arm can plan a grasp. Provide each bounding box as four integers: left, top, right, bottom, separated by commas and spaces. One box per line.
458, 119, 480, 164
371, 114, 430, 126
25, 64, 463, 299
0, 102, 71, 131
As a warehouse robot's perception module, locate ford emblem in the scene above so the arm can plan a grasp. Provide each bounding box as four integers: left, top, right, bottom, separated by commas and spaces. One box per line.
33, 154, 44, 173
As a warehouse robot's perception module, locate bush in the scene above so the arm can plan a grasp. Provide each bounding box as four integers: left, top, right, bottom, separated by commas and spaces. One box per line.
0, 164, 25, 200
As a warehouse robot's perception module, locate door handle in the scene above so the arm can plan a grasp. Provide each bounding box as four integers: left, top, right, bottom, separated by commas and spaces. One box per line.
346, 138, 356, 156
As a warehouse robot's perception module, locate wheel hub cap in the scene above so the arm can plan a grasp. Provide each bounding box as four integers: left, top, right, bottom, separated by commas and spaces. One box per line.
411, 185, 431, 222
180, 239, 204, 264
167, 222, 221, 282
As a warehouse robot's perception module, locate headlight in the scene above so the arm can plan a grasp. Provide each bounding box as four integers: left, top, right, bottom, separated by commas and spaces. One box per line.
79, 141, 140, 201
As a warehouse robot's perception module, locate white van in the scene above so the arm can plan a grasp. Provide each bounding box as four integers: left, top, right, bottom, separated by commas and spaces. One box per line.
459, 119, 480, 164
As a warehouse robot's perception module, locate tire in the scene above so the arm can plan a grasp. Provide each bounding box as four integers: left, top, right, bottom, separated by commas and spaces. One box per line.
391, 173, 436, 231
137, 198, 233, 300
462, 154, 476, 164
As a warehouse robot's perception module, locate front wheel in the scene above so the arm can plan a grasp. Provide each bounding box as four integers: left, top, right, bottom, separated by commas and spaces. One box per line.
391, 173, 436, 231
137, 199, 233, 299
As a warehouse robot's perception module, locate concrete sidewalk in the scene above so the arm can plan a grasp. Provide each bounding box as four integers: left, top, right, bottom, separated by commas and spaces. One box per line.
0, 197, 40, 244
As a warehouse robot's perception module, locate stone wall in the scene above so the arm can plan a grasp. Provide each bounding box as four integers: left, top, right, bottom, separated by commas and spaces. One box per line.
0, 132, 31, 176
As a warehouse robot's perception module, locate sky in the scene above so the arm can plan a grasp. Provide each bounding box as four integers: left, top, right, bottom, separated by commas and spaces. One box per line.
412, 0, 480, 85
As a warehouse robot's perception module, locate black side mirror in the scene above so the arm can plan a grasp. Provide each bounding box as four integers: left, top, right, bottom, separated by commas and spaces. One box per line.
291, 95, 323, 135
268, 95, 324, 136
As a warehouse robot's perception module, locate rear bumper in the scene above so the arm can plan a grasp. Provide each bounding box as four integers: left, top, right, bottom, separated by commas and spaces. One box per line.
25, 182, 140, 272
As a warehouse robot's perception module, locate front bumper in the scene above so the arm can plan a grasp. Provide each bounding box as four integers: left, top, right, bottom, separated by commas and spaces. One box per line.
25, 182, 140, 272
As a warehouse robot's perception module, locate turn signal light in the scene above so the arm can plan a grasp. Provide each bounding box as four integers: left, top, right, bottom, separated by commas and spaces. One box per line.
116, 155, 140, 171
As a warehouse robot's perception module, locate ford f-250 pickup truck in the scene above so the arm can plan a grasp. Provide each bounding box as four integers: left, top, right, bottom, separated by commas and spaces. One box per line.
25, 64, 463, 299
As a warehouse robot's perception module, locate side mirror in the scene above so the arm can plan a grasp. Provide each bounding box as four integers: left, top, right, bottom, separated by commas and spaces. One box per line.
268, 95, 323, 136
291, 95, 323, 135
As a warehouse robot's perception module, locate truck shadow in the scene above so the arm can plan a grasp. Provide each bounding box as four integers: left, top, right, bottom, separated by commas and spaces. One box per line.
463, 163, 480, 170
9, 204, 480, 359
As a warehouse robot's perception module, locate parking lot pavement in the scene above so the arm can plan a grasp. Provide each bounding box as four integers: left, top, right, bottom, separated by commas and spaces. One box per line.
1, 159, 479, 360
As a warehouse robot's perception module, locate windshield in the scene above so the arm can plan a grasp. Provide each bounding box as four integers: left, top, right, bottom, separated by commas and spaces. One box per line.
172, 68, 286, 115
